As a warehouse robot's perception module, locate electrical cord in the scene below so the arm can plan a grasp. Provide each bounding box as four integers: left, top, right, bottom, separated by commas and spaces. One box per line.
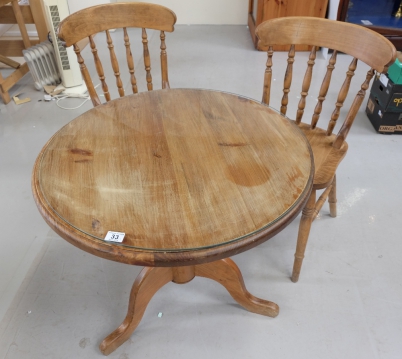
52, 84, 99, 110
54, 93, 91, 110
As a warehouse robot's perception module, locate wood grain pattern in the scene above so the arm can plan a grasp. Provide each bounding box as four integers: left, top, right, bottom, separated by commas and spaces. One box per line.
58, 2, 176, 47
248, 0, 329, 51
256, 17, 396, 73
32, 89, 313, 267
57, 2, 176, 106
256, 16, 396, 281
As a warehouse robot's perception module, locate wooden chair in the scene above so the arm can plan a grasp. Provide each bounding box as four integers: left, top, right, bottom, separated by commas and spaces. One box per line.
57, 2, 177, 107
256, 17, 396, 282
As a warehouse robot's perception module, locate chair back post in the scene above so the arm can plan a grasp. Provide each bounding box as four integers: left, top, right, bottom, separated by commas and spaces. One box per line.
142, 28, 153, 91
73, 43, 101, 106
262, 46, 274, 105
296, 46, 317, 124
326, 57, 358, 135
160, 31, 169, 89
281, 45, 295, 115
123, 27, 138, 94
311, 50, 337, 129
333, 68, 375, 148
256, 16, 396, 138
89, 35, 110, 102
58, 2, 177, 106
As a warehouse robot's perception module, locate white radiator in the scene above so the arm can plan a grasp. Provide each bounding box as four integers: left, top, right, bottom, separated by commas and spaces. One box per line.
22, 41, 61, 90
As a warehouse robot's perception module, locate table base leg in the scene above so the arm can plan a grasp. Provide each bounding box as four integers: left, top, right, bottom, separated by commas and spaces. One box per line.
100, 258, 279, 355
195, 258, 279, 317
99, 266, 173, 356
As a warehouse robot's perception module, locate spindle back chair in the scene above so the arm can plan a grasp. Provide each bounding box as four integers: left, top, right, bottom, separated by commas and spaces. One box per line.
256, 17, 396, 282
58, 2, 177, 107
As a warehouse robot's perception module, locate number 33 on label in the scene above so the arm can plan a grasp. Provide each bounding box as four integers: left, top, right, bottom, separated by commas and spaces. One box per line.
104, 231, 125, 243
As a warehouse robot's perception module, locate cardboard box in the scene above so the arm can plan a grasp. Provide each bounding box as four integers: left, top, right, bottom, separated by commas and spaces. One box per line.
370, 74, 402, 112
366, 95, 402, 134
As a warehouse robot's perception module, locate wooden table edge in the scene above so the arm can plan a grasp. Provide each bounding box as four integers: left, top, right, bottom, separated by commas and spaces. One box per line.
32, 150, 314, 267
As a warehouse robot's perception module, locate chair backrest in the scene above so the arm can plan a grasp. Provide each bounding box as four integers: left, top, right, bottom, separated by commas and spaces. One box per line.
58, 2, 177, 107
256, 17, 396, 148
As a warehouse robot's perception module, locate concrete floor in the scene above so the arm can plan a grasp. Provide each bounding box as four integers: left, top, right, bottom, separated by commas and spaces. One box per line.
0, 25, 401, 359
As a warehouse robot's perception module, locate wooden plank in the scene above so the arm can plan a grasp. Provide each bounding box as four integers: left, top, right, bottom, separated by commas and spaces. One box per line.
0, 53, 20, 68
0, 62, 29, 92
0, 39, 40, 56
29, 0, 48, 42
11, 0, 31, 48
0, 5, 35, 24
0, 71, 11, 104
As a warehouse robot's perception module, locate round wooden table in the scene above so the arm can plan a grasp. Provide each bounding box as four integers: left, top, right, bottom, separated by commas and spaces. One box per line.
32, 89, 313, 355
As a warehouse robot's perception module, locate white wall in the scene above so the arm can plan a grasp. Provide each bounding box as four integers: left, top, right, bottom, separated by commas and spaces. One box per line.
118, 0, 249, 25
67, 0, 110, 14
3, 0, 248, 38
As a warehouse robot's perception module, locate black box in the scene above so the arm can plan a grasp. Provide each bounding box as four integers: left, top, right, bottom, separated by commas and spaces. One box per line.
366, 94, 402, 134
370, 74, 402, 112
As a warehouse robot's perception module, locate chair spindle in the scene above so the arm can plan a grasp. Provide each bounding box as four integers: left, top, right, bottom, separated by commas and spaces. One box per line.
160, 31, 169, 89
262, 46, 274, 105
89, 35, 110, 102
142, 28, 153, 91
311, 50, 338, 129
327, 57, 358, 135
106, 30, 125, 97
123, 28, 138, 94
333, 68, 375, 149
281, 45, 295, 115
73, 43, 101, 107
296, 46, 317, 124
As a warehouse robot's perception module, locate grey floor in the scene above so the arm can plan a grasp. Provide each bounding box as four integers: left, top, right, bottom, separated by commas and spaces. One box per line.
1, 25, 401, 359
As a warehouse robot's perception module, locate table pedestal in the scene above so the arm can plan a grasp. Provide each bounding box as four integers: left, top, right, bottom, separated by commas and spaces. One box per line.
100, 258, 279, 355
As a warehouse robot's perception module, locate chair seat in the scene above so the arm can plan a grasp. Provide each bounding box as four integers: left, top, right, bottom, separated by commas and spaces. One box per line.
297, 122, 348, 189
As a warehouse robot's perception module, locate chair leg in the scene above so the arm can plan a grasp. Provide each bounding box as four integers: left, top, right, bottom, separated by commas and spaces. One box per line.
328, 174, 337, 218
291, 189, 316, 283
312, 185, 332, 221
